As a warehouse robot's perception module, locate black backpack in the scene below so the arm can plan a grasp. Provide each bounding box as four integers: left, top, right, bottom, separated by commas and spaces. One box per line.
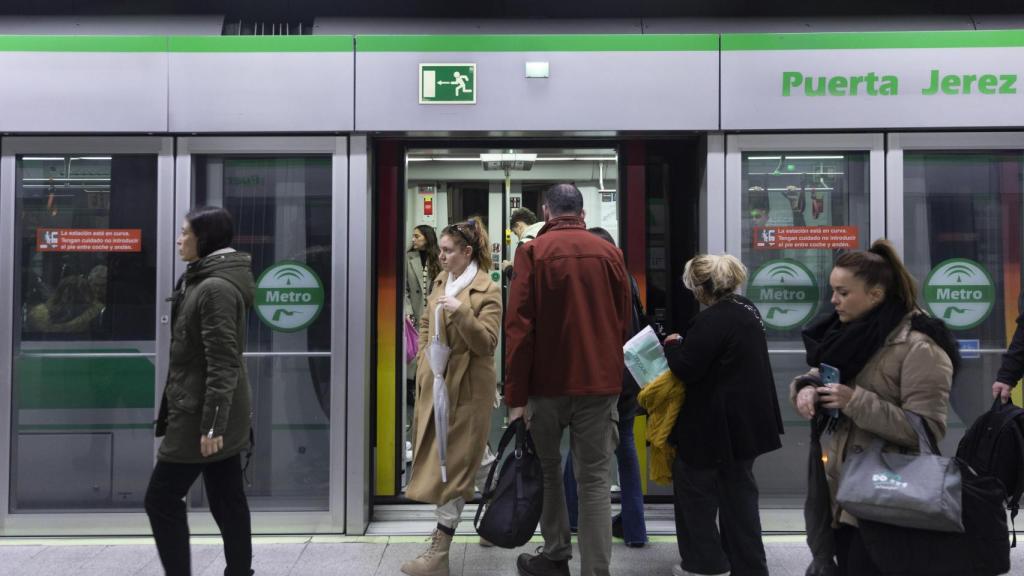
956, 398, 1024, 543
474, 417, 543, 548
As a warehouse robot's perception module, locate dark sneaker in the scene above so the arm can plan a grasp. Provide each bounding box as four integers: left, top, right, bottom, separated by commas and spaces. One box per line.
611, 515, 624, 540
517, 552, 570, 576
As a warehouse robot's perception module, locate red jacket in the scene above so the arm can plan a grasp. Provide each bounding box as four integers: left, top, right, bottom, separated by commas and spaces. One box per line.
504, 215, 632, 407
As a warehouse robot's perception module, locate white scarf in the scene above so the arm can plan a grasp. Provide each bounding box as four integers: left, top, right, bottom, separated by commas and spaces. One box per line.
445, 260, 478, 299
434, 260, 478, 339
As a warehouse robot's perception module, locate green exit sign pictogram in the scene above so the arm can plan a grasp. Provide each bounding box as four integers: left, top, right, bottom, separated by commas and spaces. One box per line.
419, 63, 476, 104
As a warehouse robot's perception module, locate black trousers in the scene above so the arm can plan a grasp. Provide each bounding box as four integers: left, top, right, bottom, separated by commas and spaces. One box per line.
835, 525, 883, 576
672, 456, 768, 576
144, 454, 252, 576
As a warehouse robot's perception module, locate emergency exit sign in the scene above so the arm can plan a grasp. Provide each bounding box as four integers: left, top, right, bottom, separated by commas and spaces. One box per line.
419, 64, 476, 104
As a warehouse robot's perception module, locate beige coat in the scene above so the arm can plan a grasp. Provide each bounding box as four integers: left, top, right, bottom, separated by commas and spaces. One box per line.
790, 313, 953, 527
406, 267, 502, 505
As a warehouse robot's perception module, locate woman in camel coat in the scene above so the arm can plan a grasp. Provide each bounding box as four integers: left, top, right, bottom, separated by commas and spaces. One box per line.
402, 218, 502, 576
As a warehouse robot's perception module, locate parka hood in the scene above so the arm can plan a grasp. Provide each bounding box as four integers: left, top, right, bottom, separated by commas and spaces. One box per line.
186, 251, 256, 308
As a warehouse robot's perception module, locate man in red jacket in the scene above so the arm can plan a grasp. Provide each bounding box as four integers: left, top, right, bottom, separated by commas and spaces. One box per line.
506, 183, 631, 576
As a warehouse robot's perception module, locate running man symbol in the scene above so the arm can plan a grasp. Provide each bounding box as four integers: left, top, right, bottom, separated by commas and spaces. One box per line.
419, 64, 477, 104
438, 71, 473, 96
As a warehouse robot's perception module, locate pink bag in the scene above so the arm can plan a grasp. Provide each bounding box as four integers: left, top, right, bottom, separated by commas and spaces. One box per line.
404, 316, 419, 363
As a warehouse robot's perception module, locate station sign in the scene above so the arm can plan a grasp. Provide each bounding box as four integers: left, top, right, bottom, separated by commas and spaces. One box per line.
36, 228, 142, 253
748, 258, 819, 330
721, 31, 1024, 129
255, 261, 325, 332
419, 63, 476, 104
923, 258, 995, 330
753, 225, 859, 251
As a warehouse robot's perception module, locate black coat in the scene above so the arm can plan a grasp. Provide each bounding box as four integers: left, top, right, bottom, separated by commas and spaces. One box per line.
664, 294, 784, 468
996, 292, 1024, 385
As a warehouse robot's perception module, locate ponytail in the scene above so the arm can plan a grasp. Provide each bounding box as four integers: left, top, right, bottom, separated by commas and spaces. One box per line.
835, 238, 918, 313
441, 217, 493, 272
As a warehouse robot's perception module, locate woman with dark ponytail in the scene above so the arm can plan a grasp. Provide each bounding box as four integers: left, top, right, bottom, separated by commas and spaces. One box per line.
792, 239, 959, 575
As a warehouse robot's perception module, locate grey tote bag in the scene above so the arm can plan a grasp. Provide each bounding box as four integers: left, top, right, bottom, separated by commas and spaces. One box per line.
836, 411, 964, 533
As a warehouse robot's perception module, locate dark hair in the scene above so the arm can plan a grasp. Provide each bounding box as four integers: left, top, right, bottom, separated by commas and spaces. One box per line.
543, 183, 584, 217
834, 238, 918, 312
510, 207, 539, 227
409, 224, 442, 281
186, 206, 234, 259
588, 226, 616, 247
47, 275, 96, 324
441, 217, 492, 271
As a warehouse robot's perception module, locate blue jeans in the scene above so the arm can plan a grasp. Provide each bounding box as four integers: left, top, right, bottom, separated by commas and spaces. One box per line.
564, 413, 648, 546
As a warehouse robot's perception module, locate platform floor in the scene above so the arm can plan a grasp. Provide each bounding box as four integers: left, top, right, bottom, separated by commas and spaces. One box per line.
0, 533, 1019, 575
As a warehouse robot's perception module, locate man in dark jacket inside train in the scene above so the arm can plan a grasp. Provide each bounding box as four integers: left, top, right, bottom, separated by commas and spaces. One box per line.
505, 183, 632, 576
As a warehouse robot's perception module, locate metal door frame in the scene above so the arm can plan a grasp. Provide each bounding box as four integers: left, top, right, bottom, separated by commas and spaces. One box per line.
0, 136, 173, 535
175, 136, 349, 534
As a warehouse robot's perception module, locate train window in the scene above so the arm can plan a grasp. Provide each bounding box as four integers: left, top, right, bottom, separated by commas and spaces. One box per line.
739, 151, 871, 497
902, 151, 1024, 434
193, 155, 332, 510
11, 154, 158, 510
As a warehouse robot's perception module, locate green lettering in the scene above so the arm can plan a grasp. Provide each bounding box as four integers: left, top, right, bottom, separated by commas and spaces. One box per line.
866, 72, 879, 95
880, 75, 898, 95
828, 76, 848, 96
962, 74, 977, 94
922, 69, 940, 95
849, 75, 864, 96
782, 71, 802, 96
1000, 75, 1017, 94
805, 76, 826, 96
941, 74, 961, 94
978, 74, 998, 94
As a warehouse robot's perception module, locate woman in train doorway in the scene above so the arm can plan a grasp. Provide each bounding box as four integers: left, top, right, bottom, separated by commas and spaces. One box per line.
405, 225, 443, 406
663, 254, 783, 576
402, 218, 502, 576
145, 206, 256, 576
792, 240, 956, 575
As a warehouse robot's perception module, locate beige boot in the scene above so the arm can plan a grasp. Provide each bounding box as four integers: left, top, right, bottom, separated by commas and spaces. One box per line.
400, 529, 453, 576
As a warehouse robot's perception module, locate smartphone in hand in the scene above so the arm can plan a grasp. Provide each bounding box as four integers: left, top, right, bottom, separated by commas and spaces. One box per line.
819, 363, 841, 419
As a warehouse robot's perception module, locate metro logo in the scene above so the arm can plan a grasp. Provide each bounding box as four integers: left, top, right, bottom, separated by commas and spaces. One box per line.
923, 258, 994, 330
748, 259, 819, 330
254, 262, 325, 332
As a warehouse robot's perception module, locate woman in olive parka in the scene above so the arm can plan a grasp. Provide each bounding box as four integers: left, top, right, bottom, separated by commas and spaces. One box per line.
145, 206, 256, 576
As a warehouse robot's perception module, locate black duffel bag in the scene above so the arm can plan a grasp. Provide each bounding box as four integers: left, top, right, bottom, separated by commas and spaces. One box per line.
474, 417, 543, 548
858, 459, 1010, 576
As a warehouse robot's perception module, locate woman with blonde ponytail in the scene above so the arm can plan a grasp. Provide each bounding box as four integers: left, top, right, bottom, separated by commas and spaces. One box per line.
401, 218, 502, 576
663, 254, 783, 576
792, 239, 959, 574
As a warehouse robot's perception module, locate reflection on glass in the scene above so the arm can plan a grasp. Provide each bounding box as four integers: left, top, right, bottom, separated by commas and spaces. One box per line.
192, 155, 332, 512
740, 151, 870, 499
190, 356, 330, 511
12, 154, 158, 510
396, 148, 620, 496
194, 156, 333, 355
903, 151, 1024, 427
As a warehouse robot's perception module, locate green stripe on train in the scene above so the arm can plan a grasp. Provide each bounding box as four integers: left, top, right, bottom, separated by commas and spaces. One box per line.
17, 354, 154, 410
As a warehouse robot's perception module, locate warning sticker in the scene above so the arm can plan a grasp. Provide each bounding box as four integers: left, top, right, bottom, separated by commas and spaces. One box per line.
36, 228, 142, 253
753, 226, 859, 251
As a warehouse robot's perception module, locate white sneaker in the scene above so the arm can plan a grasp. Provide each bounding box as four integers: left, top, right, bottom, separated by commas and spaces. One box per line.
671, 565, 729, 576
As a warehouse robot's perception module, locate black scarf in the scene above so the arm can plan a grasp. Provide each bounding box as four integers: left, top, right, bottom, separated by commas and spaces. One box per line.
801, 298, 907, 386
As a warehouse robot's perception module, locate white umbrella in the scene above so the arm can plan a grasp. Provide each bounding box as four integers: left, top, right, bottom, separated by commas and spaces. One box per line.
427, 303, 451, 483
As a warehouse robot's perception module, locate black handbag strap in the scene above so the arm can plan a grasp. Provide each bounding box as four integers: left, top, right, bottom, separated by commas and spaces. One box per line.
473, 417, 533, 533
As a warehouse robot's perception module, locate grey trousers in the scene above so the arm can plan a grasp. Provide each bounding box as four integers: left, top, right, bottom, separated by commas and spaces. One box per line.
528, 394, 619, 576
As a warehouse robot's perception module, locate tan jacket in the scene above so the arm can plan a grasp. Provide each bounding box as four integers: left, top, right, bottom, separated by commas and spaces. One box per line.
406, 268, 502, 505
790, 313, 953, 527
